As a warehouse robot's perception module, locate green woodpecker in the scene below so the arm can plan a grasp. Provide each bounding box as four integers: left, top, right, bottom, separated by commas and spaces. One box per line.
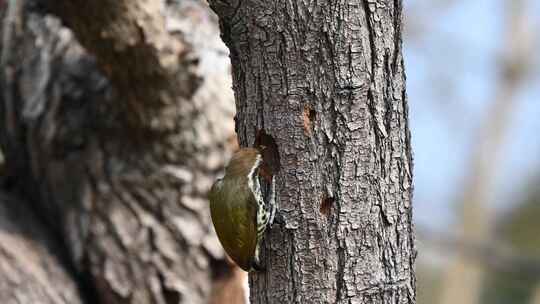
209, 148, 276, 271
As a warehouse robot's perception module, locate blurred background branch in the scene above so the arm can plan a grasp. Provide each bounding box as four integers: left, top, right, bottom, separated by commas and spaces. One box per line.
407, 0, 539, 303
419, 227, 540, 281
438, 1, 529, 301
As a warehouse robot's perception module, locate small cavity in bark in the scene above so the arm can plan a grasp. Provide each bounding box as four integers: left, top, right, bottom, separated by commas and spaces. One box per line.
254, 129, 280, 179
302, 104, 316, 135
320, 195, 334, 217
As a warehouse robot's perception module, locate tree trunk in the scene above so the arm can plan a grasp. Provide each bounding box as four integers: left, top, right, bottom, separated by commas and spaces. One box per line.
208, 0, 415, 303
531, 284, 540, 304
0, 0, 245, 303
0, 193, 83, 304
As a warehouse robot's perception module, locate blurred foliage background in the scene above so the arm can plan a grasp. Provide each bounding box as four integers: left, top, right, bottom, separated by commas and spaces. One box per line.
405, 0, 540, 304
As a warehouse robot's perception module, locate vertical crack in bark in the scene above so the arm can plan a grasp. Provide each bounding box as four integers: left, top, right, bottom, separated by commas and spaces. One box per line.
383, 51, 394, 134
257, 74, 266, 129
391, 0, 400, 71
289, 232, 299, 304
1, 0, 25, 139
334, 246, 346, 304
361, 0, 377, 83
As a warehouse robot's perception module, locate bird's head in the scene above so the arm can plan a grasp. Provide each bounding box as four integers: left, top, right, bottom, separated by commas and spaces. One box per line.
224, 148, 262, 180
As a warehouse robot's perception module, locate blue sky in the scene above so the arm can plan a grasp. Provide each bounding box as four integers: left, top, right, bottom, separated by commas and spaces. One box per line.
404, 0, 540, 230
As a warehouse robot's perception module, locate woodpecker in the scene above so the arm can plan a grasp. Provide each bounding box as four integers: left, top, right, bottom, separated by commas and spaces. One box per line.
209, 148, 276, 271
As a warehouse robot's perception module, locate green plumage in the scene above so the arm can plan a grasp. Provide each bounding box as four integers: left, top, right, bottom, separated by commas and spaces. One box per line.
209, 149, 261, 271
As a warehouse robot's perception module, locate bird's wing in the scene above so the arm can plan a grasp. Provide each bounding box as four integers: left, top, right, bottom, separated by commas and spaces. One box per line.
209, 179, 257, 271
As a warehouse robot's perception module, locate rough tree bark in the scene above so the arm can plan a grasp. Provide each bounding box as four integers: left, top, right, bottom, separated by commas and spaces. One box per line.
0, 193, 83, 304
0, 0, 245, 303
209, 0, 415, 303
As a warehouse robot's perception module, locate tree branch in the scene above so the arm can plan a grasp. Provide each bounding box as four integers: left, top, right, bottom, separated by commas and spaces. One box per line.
1, 0, 23, 158
438, 1, 532, 303
46, 0, 201, 130
0, 192, 84, 304
419, 228, 540, 281
1, 2, 243, 303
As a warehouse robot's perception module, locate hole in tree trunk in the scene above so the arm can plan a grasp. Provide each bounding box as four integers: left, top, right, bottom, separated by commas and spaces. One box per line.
254, 129, 280, 179
302, 104, 316, 135
320, 195, 334, 217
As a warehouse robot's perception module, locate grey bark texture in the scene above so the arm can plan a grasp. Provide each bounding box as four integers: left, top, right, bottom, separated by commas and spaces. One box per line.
208, 0, 415, 303
0, 0, 244, 303
0, 193, 83, 304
